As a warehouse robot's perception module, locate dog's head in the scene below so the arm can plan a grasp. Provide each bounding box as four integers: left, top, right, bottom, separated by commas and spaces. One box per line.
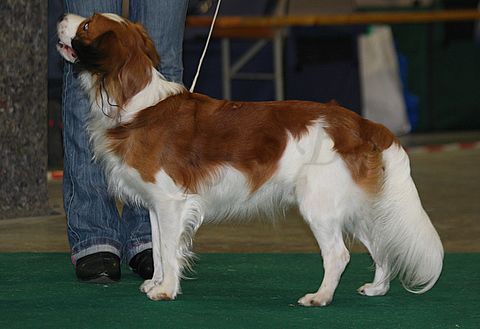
57, 13, 160, 106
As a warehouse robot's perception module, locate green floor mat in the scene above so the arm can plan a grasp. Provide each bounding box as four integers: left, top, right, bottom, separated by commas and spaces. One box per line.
0, 253, 479, 329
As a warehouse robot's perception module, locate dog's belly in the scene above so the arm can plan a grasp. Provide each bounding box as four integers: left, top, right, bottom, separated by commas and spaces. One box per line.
198, 166, 296, 222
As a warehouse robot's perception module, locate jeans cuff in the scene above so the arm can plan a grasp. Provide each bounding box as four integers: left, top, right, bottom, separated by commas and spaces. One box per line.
124, 239, 152, 265
71, 238, 123, 265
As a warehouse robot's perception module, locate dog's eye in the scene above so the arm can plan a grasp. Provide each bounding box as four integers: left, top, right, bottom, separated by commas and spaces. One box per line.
83, 22, 89, 31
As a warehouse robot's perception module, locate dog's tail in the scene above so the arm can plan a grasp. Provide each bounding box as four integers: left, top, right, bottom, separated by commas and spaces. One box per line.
371, 144, 443, 293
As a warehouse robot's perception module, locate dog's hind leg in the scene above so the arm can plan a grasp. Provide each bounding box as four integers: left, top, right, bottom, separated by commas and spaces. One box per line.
357, 264, 390, 296
356, 236, 390, 296
297, 214, 350, 307
295, 178, 351, 307
295, 153, 360, 307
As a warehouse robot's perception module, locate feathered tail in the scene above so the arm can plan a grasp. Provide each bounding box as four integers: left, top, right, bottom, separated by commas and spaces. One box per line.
371, 144, 443, 293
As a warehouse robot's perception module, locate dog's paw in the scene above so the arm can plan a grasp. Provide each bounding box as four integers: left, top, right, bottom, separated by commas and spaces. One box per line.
357, 283, 389, 296
146, 284, 177, 301
297, 293, 332, 307
140, 279, 161, 293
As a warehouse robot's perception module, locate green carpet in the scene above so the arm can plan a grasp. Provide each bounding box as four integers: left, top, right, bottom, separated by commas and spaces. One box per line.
0, 253, 478, 329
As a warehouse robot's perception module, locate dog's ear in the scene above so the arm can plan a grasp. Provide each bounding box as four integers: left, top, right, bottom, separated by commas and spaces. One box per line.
116, 43, 154, 103
72, 30, 119, 73
72, 25, 157, 108
111, 23, 159, 104
131, 22, 160, 69
73, 29, 153, 107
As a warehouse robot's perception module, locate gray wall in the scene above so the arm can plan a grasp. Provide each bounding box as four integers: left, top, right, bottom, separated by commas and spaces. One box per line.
0, 1, 50, 219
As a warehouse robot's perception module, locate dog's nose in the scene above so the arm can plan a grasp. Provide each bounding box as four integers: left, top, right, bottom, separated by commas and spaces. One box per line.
57, 14, 66, 24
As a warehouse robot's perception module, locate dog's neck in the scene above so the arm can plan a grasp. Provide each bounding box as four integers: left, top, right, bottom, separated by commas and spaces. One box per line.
80, 67, 186, 127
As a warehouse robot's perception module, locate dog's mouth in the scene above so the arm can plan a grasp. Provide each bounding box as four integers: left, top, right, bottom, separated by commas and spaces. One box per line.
57, 40, 77, 63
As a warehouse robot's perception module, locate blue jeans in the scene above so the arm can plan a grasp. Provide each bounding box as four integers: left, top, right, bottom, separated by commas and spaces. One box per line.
62, 0, 188, 264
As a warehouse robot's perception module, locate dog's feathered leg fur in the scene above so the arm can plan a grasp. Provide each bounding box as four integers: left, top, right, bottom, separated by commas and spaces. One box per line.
139, 201, 182, 300
140, 196, 204, 300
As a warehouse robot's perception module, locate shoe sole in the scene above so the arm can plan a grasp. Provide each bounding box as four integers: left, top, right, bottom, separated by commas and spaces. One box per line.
79, 275, 119, 284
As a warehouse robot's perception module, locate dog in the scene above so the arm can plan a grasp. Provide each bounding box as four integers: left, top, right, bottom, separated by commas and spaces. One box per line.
57, 13, 443, 306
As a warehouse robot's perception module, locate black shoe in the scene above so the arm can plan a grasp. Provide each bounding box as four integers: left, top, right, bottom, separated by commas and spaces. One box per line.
75, 252, 121, 283
129, 249, 154, 279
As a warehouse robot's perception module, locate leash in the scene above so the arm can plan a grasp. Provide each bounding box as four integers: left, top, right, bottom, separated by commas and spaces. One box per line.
189, 0, 222, 93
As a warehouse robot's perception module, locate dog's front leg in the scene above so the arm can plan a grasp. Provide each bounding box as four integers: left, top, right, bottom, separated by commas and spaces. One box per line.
139, 209, 163, 294
140, 202, 183, 301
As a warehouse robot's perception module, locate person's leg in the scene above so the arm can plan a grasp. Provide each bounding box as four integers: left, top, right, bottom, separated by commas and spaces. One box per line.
63, 0, 123, 267
122, 0, 189, 269
129, 0, 189, 83
121, 205, 152, 270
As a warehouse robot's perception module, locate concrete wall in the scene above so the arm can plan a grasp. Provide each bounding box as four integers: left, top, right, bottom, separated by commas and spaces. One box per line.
0, 1, 50, 219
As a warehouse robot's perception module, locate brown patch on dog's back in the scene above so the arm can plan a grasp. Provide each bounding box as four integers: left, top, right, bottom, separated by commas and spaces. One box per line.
107, 93, 324, 191
107, 93, 398, 194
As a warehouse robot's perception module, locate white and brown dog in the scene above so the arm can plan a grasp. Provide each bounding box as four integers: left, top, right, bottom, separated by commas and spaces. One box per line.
57, 13, 443, 306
